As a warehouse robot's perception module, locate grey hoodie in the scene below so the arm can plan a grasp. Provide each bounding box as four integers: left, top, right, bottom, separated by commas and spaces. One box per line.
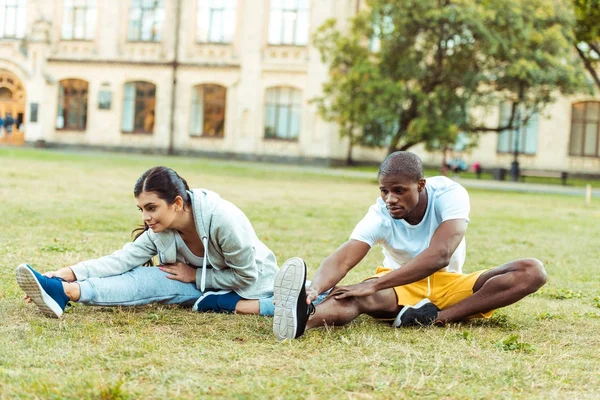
70, 189, 278, 299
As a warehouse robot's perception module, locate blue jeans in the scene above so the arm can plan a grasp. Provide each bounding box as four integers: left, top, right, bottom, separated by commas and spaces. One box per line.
77, 266, 274, 316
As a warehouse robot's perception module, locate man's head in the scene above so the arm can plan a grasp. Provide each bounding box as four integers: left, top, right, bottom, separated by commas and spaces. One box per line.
377, 151, 426, 221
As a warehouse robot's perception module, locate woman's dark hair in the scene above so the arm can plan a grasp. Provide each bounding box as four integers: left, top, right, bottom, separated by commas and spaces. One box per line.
131, 166, 191, 249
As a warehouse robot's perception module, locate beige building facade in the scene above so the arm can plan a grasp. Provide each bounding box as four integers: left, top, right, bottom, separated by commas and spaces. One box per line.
0, 0, 599, 174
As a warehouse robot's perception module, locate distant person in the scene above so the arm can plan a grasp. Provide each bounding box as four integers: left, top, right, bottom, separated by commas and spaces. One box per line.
0, 115, 4, 134
16, 166, 279, 319
4, 113, 14, 134
273, 151, 547, 340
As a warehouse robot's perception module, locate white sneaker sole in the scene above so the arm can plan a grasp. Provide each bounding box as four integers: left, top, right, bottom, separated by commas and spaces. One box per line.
273, 257, 306, 341
15, 264, 63, 318
392, 298, 431, 327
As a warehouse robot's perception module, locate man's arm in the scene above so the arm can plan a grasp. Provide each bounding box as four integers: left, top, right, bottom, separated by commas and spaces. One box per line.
332, 219, 467, 299
306, 239, 371, 303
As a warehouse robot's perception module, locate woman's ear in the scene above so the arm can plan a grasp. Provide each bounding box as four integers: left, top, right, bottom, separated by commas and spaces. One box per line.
175, 195, 184, 211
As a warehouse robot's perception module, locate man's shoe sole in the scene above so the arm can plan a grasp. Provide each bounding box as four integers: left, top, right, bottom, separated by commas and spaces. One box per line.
15, 264, 63, 318
273, 257, 306, 341
392, 298, 431, 327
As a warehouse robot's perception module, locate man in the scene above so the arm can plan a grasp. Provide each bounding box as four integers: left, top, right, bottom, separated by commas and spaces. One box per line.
273, 151, 547, 340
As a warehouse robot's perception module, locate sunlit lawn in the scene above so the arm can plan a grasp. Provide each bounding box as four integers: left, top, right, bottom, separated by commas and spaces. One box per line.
1, 147, 599, 399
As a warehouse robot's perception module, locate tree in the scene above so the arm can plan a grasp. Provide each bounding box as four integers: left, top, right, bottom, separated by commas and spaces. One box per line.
313, 0, 589, 158
573, 0, 600, 90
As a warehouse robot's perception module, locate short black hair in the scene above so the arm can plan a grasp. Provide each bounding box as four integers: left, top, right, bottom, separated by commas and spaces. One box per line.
378, 151, 424, 182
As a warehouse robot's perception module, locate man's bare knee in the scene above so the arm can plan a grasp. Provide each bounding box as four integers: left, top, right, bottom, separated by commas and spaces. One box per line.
519, 258, 547, 292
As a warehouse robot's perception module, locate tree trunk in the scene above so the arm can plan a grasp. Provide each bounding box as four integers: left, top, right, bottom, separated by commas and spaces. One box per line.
575, 43, 600, 91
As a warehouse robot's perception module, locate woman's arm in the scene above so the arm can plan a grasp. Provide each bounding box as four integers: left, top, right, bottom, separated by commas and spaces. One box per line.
69, 230, 158, 280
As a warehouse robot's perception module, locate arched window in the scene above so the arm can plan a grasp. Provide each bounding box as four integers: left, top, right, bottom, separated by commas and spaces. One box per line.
190, 84, 226, 137
268, 0, 310, 45
122, 81, 156, 134
56, 79, 88, 131
570, 101, 600, 157
264, 86, 302, 140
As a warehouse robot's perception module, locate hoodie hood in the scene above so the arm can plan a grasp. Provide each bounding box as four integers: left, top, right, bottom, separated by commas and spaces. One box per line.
188, 188, 220, 240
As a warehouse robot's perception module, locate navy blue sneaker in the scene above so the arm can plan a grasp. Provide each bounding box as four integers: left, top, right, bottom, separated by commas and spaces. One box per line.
392, 298, 441, 327
273, 257, 315, 340
15, 264, 70, 318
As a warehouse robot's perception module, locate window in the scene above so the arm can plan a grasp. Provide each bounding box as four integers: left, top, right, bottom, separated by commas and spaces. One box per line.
268, 0, 310, 46
56, 79, 88, 130
196, 0, 236, 43
497, 102, 538, 155
570, 101, 600, 157
122, 81, 156, 133
190, 84, 226, 137
128, 0, 164, 42
369, 13, 393, 53
264, 87, 302, 140
61, 0, 97, 40
0, 0, 27, 39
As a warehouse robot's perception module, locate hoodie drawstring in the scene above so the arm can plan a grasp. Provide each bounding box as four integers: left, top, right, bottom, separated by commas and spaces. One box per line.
200, 236, 208, 293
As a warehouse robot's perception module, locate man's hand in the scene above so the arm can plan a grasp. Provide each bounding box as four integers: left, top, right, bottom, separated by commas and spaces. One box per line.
328, 279, 378, 299
306, 285, 319, 305
160, 262, 196, 283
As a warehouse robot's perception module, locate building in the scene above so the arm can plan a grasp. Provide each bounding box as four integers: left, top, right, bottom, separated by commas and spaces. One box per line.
0, 0, 599, 174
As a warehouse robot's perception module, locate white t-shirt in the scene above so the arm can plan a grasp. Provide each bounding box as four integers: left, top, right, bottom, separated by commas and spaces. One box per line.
350, 176, 470, 273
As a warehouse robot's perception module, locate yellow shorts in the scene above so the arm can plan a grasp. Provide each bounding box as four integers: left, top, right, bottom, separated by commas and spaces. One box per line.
369, 267, 494, 319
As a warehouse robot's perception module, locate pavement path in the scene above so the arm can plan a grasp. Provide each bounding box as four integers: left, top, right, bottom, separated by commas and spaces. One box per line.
238, 161, 600, 199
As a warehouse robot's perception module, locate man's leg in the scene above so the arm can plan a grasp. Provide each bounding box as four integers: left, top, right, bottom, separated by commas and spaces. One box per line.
437, 258, 547, 323
306, 287, 401, 330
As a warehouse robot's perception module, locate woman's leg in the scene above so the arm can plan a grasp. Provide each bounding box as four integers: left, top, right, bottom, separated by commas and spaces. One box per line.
75, 266, 202, 307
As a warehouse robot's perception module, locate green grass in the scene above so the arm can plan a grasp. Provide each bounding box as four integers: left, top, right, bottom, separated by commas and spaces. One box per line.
1, 147, 599, 399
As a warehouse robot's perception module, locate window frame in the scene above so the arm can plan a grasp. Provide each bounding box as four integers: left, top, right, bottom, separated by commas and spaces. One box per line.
496, 102, 539, 156
0, 0, 27, 39
56, 78, 89, 132
61, 0, 97, 41
264, 86, 302, 141
189, 83, 227, 138
196, 0, 237, 44
569, 101, 600, 158
267, 0, 310, 46
121, 81, 156, 134
127, 0, 164, 42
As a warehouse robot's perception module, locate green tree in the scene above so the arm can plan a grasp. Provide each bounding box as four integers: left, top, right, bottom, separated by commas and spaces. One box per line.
573, 0, 600, 90
313, 0, 588, 159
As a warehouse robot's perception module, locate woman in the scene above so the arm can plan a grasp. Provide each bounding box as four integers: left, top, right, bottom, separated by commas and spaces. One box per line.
16, 166, 278, 318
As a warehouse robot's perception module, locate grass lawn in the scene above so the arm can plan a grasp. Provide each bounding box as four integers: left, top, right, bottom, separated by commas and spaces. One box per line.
1, 147, 599, 399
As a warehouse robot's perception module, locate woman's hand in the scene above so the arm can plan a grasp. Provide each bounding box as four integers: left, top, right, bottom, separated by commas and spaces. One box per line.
46, 267, 77, 282
328, 279, 378, 299
160, 262, 196, 283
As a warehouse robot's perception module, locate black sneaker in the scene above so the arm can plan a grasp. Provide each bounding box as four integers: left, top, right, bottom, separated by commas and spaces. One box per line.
273, 257, 315, 340
392, 298, 440, 327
